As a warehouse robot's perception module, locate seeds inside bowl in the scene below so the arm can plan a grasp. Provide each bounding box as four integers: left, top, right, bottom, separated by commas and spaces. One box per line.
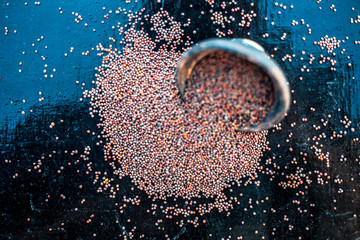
183, 50, 275, 129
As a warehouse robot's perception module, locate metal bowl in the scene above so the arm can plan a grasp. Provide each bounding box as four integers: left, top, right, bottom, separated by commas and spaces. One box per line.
176, 38, 291, 132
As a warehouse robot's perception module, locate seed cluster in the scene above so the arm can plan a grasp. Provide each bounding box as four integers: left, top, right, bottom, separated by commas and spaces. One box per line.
313, 35, 341, 53
204, 0, 257, 37
84, 11, 269, 214
184, 51, 274, 128
2, 0, 360, 239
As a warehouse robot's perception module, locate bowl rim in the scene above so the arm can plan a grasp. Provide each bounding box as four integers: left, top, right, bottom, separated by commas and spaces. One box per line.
176, 38, 291, 132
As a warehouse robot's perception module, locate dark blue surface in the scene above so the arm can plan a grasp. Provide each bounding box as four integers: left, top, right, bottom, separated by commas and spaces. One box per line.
1, 0, 360, 239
